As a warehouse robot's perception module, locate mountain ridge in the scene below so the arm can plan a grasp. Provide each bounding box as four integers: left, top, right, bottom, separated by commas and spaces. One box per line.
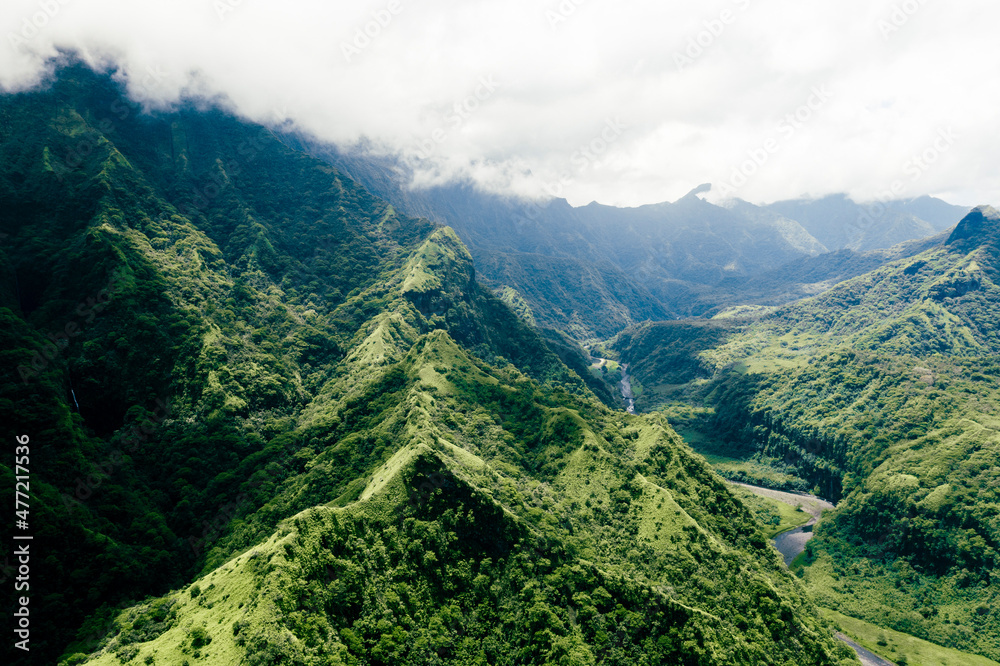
1, 65, 857, 666
947, 204, 1000, 247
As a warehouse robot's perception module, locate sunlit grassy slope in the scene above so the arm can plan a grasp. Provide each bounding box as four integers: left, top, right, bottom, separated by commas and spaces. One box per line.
822, 609, 1000, 666
75, 322, 859, 664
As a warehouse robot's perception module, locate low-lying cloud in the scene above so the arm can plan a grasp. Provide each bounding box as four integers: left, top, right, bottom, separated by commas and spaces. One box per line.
2, 0, 997, 207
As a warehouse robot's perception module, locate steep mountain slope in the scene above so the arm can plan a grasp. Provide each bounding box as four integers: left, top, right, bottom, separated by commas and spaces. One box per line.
570, 189, 826, 287
615, 207, 1000, 660
0, 66, 441, 663
0, 66, 569, 664
765, 205, 1000, 354
75, 328, 857, 666
704, 232, 950, 313
302, 148, 674, 339
0, 66, 856, 665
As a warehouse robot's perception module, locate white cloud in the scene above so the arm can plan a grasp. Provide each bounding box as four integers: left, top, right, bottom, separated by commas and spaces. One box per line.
1, 0, 997, 207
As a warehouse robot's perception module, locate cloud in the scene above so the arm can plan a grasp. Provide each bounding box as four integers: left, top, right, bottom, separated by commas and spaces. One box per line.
1, 0, 997, 207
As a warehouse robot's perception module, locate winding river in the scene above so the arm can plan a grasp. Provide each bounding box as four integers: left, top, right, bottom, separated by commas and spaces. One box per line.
727, 483, 892, 662
728, 481, 835, 565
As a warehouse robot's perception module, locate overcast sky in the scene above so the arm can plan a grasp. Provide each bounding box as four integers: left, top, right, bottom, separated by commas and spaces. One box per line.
2, 0, 998, 208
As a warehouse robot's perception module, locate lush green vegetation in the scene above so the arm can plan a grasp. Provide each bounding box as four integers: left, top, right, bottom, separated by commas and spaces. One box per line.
822, 609, 1000, 666
611, 320, 737, 412
539, 327, 623, 408
78, 440, 858, 665
0, 66, 856, 665
614, 207, 1000, 660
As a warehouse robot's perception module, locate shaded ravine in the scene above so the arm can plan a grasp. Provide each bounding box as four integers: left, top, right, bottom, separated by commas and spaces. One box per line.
588, 356, 635, 414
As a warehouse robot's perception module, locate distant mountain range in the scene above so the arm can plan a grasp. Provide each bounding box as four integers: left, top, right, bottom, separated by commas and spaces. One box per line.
764, 193, 967, 253
303, 145, 969, 337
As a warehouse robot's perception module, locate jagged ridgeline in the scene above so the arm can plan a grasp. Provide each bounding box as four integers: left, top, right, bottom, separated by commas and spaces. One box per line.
614, 207, 1000, 660
0, 66, 855, 665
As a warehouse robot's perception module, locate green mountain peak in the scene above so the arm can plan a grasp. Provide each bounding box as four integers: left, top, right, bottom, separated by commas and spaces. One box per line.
946, 204, 1000, 247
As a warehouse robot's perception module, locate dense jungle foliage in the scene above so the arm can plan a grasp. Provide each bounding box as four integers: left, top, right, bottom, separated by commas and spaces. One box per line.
0, 66, 856, 665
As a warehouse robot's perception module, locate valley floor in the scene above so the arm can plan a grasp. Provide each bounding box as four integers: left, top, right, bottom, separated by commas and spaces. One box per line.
822, 609, 1000, 666
834, 633, 897, 666
725, 480, 999, 666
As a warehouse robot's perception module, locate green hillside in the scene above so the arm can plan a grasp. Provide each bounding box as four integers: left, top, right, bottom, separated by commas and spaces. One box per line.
73, 331, 857, 665
614, 207, 1000, 660
0, 67, 855, 665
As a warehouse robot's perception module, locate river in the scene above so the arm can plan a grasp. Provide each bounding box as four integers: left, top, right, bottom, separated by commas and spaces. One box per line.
613, 366, 830, 564
588, 356, 635, 414
590, 382, 880, 663
728, 481, 835, 565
